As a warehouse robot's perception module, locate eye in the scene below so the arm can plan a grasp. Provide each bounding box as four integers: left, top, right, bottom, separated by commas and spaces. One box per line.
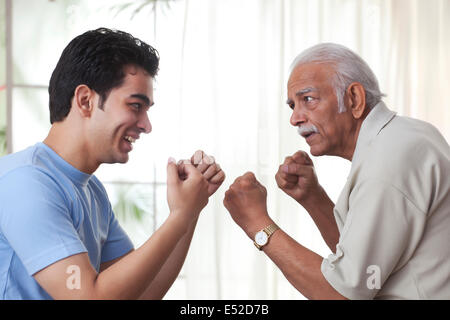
304, 96, 314, 103
288, 103, 295, 110
129, 102, 142, 110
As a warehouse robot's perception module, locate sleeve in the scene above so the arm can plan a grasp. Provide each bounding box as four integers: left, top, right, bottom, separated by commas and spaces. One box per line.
321, 179, 426, 299
0, 167, 87, 276
100, 208, 134, 264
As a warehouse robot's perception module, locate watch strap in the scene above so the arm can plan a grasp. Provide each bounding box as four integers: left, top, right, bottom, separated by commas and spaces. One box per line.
264, 223, 280, 237
254, 223, 280, 250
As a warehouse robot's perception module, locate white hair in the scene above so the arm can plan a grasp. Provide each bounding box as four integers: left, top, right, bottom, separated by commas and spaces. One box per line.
289, 43, 385, 113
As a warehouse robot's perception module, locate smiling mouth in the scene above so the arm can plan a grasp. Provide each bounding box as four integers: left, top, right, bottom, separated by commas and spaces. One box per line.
124, 136, 136, 143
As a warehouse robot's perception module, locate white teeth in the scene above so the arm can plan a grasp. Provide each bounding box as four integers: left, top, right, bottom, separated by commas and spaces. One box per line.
124, 136, 136, 143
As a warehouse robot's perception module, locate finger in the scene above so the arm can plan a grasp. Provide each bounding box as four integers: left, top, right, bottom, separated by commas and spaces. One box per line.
233, 175, 243, 184
238, 172, 258, 189
203, 163, 220, 180
242, 171, 256, 180
177, 159, 189, 180
292, 150, 313, 165
204, 155, 215, 165
275, 170, 297, 187
277, 170, 299, 183
196, 155, 215, 173
181, 162, 202, 179
177, 159, 185, 174
209, 169, 225, 184
282, 156, 293, 165
167, 157, 179, 185
223, 189, 233, 206
275, 176, 297, 189
281, 163, 313, 176
191, 150, 204, 166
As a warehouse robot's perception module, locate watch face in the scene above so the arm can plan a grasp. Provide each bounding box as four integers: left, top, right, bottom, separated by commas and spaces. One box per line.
255, 231, 268, 246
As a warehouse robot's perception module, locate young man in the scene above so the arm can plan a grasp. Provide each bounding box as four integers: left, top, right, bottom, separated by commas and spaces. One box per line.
0, 28, 225, 299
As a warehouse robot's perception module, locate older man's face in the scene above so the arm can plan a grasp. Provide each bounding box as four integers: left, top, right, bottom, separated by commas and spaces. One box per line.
286, 62, 354, 158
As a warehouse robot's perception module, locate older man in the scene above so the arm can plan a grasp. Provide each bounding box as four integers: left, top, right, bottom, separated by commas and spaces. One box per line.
223, 43, 450, 299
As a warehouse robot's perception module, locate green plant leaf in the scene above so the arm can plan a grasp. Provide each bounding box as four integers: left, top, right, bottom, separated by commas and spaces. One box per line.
0, 126, 6, 156
112, 184, 152, 222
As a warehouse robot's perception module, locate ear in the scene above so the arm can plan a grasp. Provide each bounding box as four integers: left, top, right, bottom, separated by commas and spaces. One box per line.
73, 84, 95, 119
346, 82, 366, 119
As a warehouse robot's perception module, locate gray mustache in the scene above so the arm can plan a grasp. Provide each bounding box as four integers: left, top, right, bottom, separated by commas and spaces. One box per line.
297, 125, 319, 136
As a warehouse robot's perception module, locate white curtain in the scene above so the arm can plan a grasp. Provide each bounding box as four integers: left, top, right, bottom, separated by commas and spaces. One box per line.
7, 0, 450, 299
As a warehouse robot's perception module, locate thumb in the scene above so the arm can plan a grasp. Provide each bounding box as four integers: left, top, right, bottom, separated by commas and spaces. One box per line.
292, 151, 313, 165
180, 162, 200, 178
167, 157, 179, 185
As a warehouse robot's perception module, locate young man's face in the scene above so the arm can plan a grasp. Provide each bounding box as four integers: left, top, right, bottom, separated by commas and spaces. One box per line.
88, 65, 154, 165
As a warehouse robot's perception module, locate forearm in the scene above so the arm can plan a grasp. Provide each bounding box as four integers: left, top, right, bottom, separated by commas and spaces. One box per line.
261, 228, 347, 300
300, 187, 339, 252
93, 214, 188, 299
139, 217, 199, 300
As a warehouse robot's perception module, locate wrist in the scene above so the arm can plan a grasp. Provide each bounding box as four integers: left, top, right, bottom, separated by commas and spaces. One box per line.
167, 210, 194, 235
299, 186, 333, 213
298, 185, 323, 206
243, 214, 275, 240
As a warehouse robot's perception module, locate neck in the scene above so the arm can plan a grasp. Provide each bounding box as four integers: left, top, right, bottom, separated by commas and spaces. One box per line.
43, 123, 99, 174
342, 108, 371, 161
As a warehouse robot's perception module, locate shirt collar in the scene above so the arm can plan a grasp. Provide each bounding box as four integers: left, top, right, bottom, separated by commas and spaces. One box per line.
38, 142, 92, 186
350, 101, 397, 171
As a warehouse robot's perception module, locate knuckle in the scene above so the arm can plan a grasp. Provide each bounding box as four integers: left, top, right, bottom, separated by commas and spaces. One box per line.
244, 171, 255, 179
278, 180, 288, 188
205, 155, 215, 165
241, 180, 252, 188
293, 150, 307, 161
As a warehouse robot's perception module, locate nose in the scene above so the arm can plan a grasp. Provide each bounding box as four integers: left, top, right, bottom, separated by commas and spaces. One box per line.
138, 112, 152, 134
290, 105, 307, 127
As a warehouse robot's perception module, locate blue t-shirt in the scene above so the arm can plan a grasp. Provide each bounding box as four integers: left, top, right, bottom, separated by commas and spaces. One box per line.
0, 142, 134, 299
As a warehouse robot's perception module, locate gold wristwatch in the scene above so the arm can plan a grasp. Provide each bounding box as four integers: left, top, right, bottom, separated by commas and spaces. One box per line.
253, 223, 280, 250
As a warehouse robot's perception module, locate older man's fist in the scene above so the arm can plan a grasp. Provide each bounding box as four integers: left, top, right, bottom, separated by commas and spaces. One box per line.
275, 150, 320, 205
223, 172, 273, 238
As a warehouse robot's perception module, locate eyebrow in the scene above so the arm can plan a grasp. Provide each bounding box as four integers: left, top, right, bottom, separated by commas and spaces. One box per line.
130, 94, 154, 107
286, 87, 318, 104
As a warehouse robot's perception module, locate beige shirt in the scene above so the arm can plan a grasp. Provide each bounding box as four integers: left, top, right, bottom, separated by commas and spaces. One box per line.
321, 101, 450, 299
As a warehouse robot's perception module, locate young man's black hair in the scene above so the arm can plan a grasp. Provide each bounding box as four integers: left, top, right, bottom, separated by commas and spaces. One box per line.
48, 27, 159, 124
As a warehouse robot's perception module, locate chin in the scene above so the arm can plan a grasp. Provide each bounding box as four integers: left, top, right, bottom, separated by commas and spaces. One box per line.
117, 154, 129, 164
309, 145, 327, 157
104, 153, 129, 165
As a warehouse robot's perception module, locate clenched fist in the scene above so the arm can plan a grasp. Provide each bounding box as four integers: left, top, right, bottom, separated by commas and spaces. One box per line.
178, 150, 226, 196
167, 158, 209, 228
223, 172, 273, 238
275, 150, 320, 205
